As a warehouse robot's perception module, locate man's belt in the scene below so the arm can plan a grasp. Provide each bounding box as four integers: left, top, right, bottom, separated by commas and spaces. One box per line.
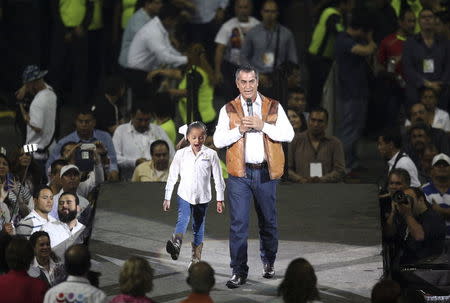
246, 162, 267, 169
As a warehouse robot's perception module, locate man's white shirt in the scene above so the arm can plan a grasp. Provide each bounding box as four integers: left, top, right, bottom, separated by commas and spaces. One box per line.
127, 17, 187, 71
26, 84, 57, 158
388, 151, 421, 187
214, 16, 260, 65
41, 220, 85, 259
165, 145, 225, 204
15, 210, 56, 238
44, 275, 106, 303
113, 121, 175, 169
213, 94, 294, 164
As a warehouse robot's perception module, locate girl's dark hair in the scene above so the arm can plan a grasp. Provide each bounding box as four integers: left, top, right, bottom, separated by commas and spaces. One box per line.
10, 146, 43, 189
277, 258, 320, 303
186, 121, 207, 137
29, 231, 50, 249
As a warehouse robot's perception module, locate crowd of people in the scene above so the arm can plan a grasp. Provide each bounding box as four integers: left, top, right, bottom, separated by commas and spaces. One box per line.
1, 0, 450, 301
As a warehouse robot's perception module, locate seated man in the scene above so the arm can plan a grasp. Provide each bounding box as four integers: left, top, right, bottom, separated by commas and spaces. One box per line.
113, 103, 174, 180
288, 107, 345, 183
15, 185, 56, 238
132, 140, 170, 182
180, 261, 215, 303
403, 104, 450, 156
46, 108, 119, 181
405, 87, 450, 132
47, 159, 69, 194
287, 86, 308, 120
384, 187, 446, 264
42, 192, 86, 259
43, 244, 106, 303
423, 153, 450, 238
377, 129, 420, 187
49, 165, 89, 221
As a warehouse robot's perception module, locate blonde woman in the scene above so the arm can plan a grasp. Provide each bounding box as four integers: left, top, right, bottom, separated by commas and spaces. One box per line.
109, 256, 155, 303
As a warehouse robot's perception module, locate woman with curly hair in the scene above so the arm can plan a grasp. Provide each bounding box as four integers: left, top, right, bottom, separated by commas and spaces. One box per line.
274, 258, 322, 303
109, 256, 155, 303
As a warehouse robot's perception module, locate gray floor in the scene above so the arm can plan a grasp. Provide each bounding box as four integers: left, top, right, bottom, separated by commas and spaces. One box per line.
90, 182, 383, 303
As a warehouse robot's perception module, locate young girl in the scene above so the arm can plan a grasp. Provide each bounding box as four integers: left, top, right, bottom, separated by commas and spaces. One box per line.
163, 121, 225, 265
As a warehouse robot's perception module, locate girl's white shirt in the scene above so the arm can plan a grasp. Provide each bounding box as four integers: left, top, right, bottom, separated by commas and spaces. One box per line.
165, 145, 225, 204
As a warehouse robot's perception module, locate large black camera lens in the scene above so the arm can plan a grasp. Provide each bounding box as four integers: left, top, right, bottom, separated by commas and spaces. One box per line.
392, 190, 409, 204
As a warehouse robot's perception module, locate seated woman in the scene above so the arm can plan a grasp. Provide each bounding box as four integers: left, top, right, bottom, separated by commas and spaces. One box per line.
272, 258, 322, 303
287, 107, 307, 134
109, 256, 155, 303
28, 231, 66, 286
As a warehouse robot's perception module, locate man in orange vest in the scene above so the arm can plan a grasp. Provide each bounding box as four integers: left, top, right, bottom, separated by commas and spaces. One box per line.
213, 65, 294, 288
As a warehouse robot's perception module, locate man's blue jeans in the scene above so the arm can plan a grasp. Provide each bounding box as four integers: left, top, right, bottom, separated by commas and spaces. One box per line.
174, 196, 208, 246
227, 167, 279, 277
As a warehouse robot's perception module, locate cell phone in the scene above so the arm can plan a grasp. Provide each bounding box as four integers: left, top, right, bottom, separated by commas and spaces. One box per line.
23, 143, 38, 153
80, 143, 96, 151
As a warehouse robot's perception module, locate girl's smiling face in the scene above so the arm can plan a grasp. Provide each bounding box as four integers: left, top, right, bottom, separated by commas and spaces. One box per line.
187, 127, 206, 154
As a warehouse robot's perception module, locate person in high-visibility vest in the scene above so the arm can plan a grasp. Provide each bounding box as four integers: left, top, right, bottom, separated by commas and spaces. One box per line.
48, 0, 94, 105
307, 0, 352, 107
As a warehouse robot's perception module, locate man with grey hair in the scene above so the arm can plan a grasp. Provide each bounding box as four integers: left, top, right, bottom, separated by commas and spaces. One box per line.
180, 262, 215, 303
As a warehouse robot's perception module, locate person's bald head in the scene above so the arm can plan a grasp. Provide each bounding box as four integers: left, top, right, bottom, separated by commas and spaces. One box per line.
64, 244, 91, 276
187, 262, 215, 294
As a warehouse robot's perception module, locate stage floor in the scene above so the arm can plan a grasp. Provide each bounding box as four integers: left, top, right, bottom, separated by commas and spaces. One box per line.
90, 182, 382, 303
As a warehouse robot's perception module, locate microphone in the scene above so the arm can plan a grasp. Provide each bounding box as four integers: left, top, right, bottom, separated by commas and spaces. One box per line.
246, 98, 253, 116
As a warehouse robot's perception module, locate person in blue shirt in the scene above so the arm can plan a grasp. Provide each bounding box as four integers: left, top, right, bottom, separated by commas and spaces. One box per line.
46, 108, 119, 181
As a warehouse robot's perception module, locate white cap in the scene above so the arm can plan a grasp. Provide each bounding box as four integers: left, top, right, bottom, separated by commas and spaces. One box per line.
432, 153, 450, 166
60, 164, 80, 177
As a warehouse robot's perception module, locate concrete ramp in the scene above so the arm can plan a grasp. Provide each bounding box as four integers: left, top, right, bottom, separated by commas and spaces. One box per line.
90, 182, 382, 303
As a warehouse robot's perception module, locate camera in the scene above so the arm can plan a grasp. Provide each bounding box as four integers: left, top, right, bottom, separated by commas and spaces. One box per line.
392, 190, 412, 205
75, 144, 96, 172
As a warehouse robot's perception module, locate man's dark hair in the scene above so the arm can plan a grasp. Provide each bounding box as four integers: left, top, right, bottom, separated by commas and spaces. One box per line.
399, 7, 414, 21
153, 92, 175, 119
187, 261, 215, 294
371, 279, 401, 303
150, 140, 169, 155
60, 142, 77, 157
64, 244, 91, 276
51, 159, 70, 175
158, 2, 180, 21
309, 106, 329, 122
349, 8, 374, 32
29, 231, 50, 249
235, 64, 259, 81
5, 236, 34, 271
131, 101, 153, 116
419, 86, 438, 99
389, 168, 411, 187
33, 184, 53, 199
76, 107, 95, 120
104, 74, 125, 96
289, 86, 306, 96
419, 6, 434, 18
60, 191, 80, 206
409, 122, 432, 139
380, 129, 403, 149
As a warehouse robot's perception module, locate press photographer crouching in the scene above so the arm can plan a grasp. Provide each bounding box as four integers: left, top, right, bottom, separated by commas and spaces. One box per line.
384, 187, 446, 266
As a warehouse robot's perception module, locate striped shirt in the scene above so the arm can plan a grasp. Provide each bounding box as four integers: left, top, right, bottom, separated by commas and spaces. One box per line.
422, 181, 450, 237
15, 210, 56, 238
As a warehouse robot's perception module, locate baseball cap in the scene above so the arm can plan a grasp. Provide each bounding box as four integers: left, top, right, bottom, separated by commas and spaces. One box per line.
22, 65, 48, 84
432, 153, 450, 166
60, 164, 80, 177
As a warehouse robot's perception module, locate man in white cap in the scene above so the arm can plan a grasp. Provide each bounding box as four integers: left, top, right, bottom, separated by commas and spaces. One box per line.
49, 164, 89, 220
16, 65, 57, 163
423, 153, 450, 237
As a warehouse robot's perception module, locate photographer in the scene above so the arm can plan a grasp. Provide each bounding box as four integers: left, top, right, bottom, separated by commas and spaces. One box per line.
384, 187, 445, 265
16, 65, 57, 163
379, 168, 411, 224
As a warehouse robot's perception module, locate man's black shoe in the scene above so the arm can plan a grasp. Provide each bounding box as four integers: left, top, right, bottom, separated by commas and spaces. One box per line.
166, 239, 181, 260
262, 264, 275, 279
226, 274, 246, 289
